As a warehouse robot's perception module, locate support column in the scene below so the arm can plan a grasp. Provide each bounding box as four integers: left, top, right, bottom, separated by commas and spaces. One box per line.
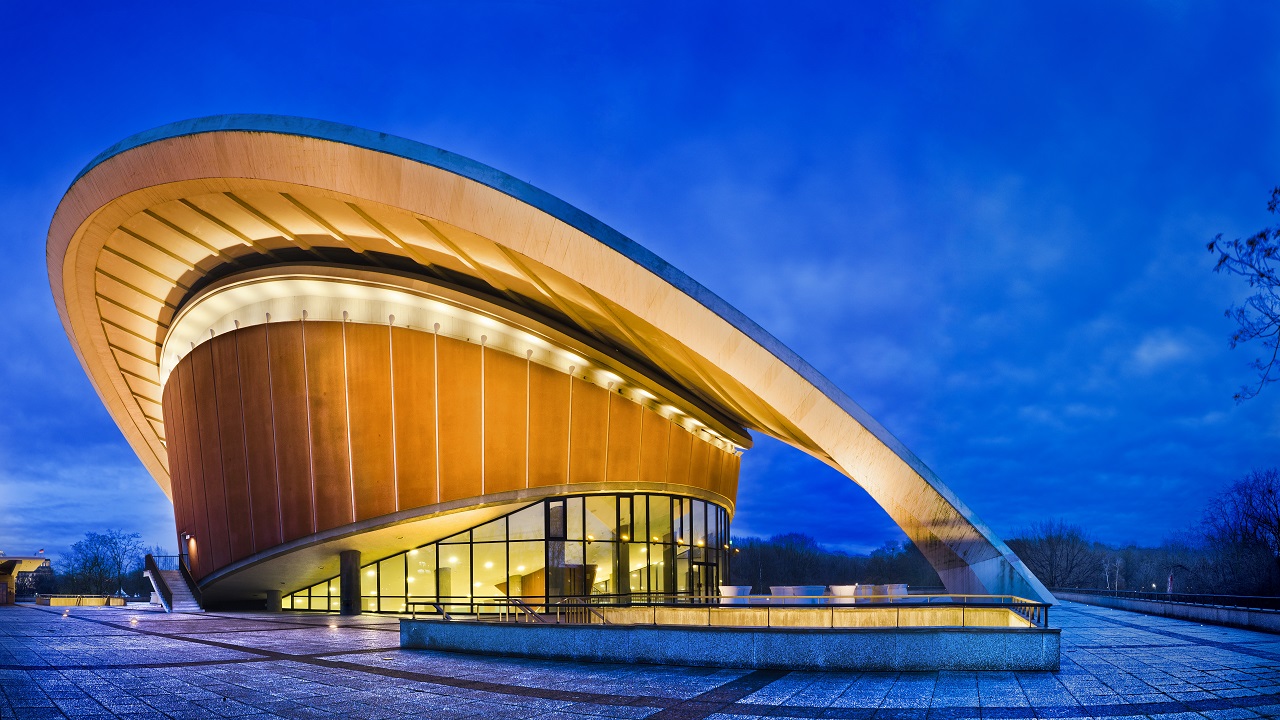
265, 589, 281, 613
339, 550, 362, 616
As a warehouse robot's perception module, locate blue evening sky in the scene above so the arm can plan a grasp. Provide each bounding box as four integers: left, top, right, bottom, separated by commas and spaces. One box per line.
0, 2, 1275, 559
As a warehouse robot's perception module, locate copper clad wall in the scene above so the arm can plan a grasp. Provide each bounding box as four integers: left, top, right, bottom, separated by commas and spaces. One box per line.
161, 320, 740, 581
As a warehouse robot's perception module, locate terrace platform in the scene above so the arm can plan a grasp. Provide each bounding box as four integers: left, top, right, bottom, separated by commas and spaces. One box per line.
399, 594, 1060, 671
2, 600, 1279, 719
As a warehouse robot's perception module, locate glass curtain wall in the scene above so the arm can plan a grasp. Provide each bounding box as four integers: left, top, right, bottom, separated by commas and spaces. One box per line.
283, 493, 731, 612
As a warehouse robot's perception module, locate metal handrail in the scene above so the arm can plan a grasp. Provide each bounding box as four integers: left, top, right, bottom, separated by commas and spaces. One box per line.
554, 597, 610, 625
143, 554, 172, 612
407, 600, 454, 620
177, 557, 203, 609
399, 592, 1050, 628
1052, 587, 1280, 613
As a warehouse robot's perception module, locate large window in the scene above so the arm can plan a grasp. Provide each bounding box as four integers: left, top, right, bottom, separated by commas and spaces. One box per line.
283, 493, 731, 613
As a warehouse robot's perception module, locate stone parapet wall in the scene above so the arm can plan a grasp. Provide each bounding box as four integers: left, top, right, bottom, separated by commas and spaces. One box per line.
401, 618, 1061, 671
1055, 591, 1280, 634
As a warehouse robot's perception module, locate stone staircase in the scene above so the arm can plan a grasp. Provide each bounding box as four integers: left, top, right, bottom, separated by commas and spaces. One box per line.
145, 569, 203, 613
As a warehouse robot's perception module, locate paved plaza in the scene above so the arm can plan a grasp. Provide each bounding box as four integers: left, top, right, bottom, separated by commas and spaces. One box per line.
2, 600, 1279, 719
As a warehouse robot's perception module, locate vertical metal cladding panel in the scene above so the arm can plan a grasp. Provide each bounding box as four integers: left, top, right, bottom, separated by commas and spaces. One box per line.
724, 453, 741, 507
304, 322, 354, 532
210, 334, 254, 564
190, 343, 232, 572
568, 378, 608, 485
345, 323, 396, 522
391, 327, 437, 510
666, 426, 693, 489
236, 325, 282, 553
708, 448, 728, 499
436, 336, 482, 502
638, 407, 671, 487
266, 321, 314, 543
483, 349, 527, 495
161, 372, 195, 556
527, 361, 569, 488
687, 435, 713, 495
175, 361, 212, 578
605, 393, 641, 484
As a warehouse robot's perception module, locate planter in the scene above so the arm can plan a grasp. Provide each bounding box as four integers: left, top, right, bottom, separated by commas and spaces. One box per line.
718, 585, 752, 606
769, 585, 827, 605
828, 584, 859, 605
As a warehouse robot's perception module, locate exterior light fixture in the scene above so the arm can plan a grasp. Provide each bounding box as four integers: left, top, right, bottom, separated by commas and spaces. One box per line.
621, 534, 629, 541
651, 536, 659, 542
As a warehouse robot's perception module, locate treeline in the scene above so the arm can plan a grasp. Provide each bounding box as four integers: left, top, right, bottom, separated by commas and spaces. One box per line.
728, 532, 941, 591
1008, 469, 1280, 596
14, 529, 174, 597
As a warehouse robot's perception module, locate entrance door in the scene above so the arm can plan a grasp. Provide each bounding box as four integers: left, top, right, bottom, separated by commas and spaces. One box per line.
691, 562, 718, 603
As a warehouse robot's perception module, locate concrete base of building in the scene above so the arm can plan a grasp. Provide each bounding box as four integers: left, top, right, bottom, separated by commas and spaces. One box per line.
1055, 591, 1280, 635
400, 619, 1061, 671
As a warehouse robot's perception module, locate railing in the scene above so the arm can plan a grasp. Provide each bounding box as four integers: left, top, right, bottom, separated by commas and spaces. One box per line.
401, 592, 1050, 629
1053, 587, 1280, 613
143, 554, 172, 612
34, 594, 131, 606
554, 597, 610, 625
177, 556, 203, 609
407, 601, 454, 620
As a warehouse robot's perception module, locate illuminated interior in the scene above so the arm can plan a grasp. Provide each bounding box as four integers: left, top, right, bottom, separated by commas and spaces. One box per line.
283, 493, 731, 613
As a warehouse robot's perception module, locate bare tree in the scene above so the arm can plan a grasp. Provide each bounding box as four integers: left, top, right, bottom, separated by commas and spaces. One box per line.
59, 530, 144, 595
1207, 187, 1280, 401
1200, 469, 1280, 594
1007, 520, 1096, 588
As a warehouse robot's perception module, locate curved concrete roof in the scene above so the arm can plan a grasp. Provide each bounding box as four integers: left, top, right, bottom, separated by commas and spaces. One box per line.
48, 114, 1053, 603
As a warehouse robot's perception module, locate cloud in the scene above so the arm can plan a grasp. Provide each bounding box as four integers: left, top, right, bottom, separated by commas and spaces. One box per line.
1130, 330, 1194, 374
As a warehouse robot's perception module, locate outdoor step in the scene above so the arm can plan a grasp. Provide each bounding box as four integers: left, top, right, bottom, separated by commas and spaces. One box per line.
147, 568, 203, 613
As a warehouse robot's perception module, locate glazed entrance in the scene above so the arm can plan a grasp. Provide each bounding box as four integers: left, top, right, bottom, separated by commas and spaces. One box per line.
284, 492, 731, 613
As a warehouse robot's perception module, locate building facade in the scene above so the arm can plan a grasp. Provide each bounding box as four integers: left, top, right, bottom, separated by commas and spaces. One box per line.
48, 115, 1053, 609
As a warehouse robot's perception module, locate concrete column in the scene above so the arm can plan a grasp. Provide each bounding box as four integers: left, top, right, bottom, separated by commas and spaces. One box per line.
265, 590, 281, 613
339, 550, 362, 616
